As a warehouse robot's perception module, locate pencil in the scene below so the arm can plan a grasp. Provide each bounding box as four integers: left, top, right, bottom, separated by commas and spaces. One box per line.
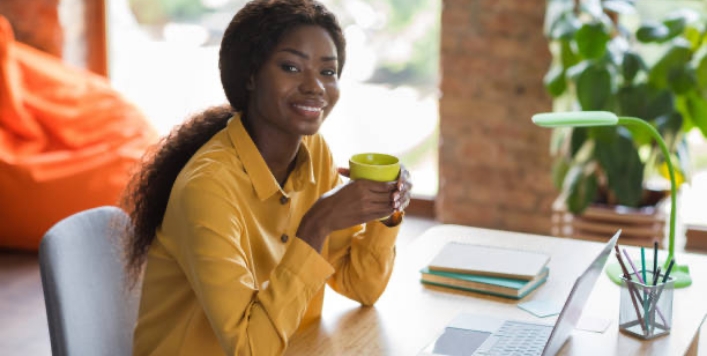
653, 241, 658, 276
615, 251, 647, 333
624, 248, 651, 332
623, 249, 646, 284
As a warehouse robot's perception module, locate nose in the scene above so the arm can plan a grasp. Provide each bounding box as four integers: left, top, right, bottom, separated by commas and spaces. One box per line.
299, 71, 324, 95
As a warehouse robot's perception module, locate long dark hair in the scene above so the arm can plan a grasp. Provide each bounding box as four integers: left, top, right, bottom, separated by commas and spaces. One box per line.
121, 0, 346, 286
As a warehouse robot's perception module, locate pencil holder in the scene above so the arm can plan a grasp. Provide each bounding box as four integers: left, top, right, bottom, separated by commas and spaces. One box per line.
619, 271, 674, 340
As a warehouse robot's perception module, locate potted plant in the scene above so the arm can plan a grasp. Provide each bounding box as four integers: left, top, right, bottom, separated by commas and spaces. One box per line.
542, 0, 707, 245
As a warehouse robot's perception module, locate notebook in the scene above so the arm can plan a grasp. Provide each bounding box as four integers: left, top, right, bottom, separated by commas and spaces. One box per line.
427, 242, 550, 280
419, 230, 621, 356
420, 267, 549, 299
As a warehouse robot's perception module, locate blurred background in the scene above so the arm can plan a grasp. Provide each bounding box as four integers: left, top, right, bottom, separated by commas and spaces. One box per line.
107, 0, 441, 197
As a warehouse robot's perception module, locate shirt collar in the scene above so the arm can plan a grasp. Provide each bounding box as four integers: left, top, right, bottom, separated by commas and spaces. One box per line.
227, 113, 316, 201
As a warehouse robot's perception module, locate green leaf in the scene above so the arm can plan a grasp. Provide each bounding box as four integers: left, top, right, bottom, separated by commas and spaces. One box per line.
622, 51, 644, 84
684, 26, 702, 50
676, 137, 691, 180
676, 95, 697, 132
574, 22, 610, 59
655, 112, 683, 138
595, 130, 644, 207
560, 40, 580, 68
668, 66, 697, 94
695, 52, 707, 88
589, 126, 618, 144
576, 63, 613, 110
616, 84, 673, 122
662, 9, 702, 43
570, 127, 588, 156
552, 158, 570, 190
565, 166, 598, 214
662, 12, 688, 40
544, 65, 567, 97
636, 22, 671, 43
617, 85, 647, 118
645, 88, 675, 120
648, 40, 692, 89
683, 90, 707, 136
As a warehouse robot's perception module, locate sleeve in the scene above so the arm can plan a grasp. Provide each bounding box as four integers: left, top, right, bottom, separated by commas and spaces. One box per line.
325, 221, 401, 305
171, 182, 335, 356
324, 171, 402, 306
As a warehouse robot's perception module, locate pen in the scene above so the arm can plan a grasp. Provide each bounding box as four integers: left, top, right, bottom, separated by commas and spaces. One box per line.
662, 258, 675, 283
650, 260, 676, 334
653, 241, 658, 276
615, 251, 647, 333
641, 246, 647, 285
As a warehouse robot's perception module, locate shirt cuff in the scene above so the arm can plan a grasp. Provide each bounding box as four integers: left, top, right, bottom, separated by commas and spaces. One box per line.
358, 220, 401, 252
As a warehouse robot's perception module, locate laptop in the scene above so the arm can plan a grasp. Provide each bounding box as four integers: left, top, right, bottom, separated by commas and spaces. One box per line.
419, 230, 621, 356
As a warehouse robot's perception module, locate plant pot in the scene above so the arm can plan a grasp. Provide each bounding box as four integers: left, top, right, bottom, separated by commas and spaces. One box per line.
551, 198, 666, 247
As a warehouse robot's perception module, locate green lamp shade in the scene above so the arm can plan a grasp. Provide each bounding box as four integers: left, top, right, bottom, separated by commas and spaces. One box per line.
532, 111, 619, 127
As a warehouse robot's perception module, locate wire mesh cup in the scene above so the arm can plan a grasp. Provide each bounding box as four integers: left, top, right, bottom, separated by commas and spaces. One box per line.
619, 271, 674, 339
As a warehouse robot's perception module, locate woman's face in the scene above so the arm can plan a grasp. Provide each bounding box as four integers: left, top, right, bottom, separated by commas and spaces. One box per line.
247, 25, 340, 138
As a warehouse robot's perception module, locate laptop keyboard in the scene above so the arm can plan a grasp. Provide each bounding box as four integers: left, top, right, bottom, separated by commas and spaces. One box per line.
476, 321, 553, 356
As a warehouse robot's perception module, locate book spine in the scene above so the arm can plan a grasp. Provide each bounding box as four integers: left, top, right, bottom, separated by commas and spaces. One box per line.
420, 275, 548, 300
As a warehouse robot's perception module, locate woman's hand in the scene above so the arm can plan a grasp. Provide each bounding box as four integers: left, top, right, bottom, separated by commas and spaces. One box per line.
296, 166, 413, 252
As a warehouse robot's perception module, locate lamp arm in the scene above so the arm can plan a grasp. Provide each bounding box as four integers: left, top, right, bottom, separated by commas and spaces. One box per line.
618, 117, 676, 267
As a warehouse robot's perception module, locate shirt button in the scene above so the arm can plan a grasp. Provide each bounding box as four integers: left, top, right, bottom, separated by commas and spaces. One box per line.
280, 234, 289, 243
280, 196, 289, 205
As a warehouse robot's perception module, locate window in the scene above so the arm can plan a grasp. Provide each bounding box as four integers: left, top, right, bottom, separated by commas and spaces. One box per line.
107, 0, 440, 198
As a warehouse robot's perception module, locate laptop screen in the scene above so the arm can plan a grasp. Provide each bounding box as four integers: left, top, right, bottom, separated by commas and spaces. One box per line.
541, 230, 621, 356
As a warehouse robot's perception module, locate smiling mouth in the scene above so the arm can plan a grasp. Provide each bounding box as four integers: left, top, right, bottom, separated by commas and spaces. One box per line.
292, 104, 324, 113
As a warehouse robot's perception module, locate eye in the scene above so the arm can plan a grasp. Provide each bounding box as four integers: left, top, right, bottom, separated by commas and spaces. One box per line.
281, 64, 299, 73
321, 69, 337, 77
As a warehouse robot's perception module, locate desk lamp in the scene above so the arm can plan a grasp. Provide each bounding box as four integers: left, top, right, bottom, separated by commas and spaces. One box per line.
532, 111, 691, 288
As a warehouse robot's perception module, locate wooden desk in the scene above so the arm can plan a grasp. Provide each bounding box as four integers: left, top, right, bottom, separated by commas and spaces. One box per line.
287, 225, 707, 356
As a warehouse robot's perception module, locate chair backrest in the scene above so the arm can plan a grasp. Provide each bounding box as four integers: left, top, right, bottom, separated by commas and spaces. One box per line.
39, 206, 140, 356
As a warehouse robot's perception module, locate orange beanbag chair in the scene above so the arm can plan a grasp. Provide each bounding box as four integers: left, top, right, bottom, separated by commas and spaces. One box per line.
0, 15, 158, 250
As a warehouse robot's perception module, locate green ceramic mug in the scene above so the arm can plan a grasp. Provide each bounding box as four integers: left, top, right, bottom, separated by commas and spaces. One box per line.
349, 153, 400, 182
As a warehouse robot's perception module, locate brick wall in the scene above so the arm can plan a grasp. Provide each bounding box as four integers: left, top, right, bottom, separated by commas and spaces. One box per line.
436, 0, 556, 234
0, 0, 62, 57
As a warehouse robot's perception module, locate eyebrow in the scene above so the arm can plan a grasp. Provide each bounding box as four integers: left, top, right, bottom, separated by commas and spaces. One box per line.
279, 48, 337, 62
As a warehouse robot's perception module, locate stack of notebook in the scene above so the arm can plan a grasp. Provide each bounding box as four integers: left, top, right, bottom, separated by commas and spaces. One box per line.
420, 242, 551, 299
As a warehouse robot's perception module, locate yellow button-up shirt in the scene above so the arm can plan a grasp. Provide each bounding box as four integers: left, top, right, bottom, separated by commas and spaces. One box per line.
132, 114, 400, 356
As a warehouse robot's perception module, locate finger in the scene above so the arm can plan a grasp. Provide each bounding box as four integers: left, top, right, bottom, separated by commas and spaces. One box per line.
400, 192, 411, 211
396, 165, 405, 187
337, 167, 350, 178
359, 202, 396, 221
396, 192, 411, 210
397, 167, 411, 190
358, 180, 397, 193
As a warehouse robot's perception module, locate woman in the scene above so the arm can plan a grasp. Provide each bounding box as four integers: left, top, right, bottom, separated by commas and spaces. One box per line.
122, 0, 413, 355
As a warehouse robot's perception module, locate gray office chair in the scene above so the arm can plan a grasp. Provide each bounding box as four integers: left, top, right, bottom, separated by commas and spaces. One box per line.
39, 206, 140, 356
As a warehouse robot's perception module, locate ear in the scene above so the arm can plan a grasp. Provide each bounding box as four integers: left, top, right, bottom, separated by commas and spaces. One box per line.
246, 75, 255, 91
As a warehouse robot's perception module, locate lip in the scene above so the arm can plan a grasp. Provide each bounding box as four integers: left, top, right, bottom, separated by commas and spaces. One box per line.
290, 100, 327, 119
